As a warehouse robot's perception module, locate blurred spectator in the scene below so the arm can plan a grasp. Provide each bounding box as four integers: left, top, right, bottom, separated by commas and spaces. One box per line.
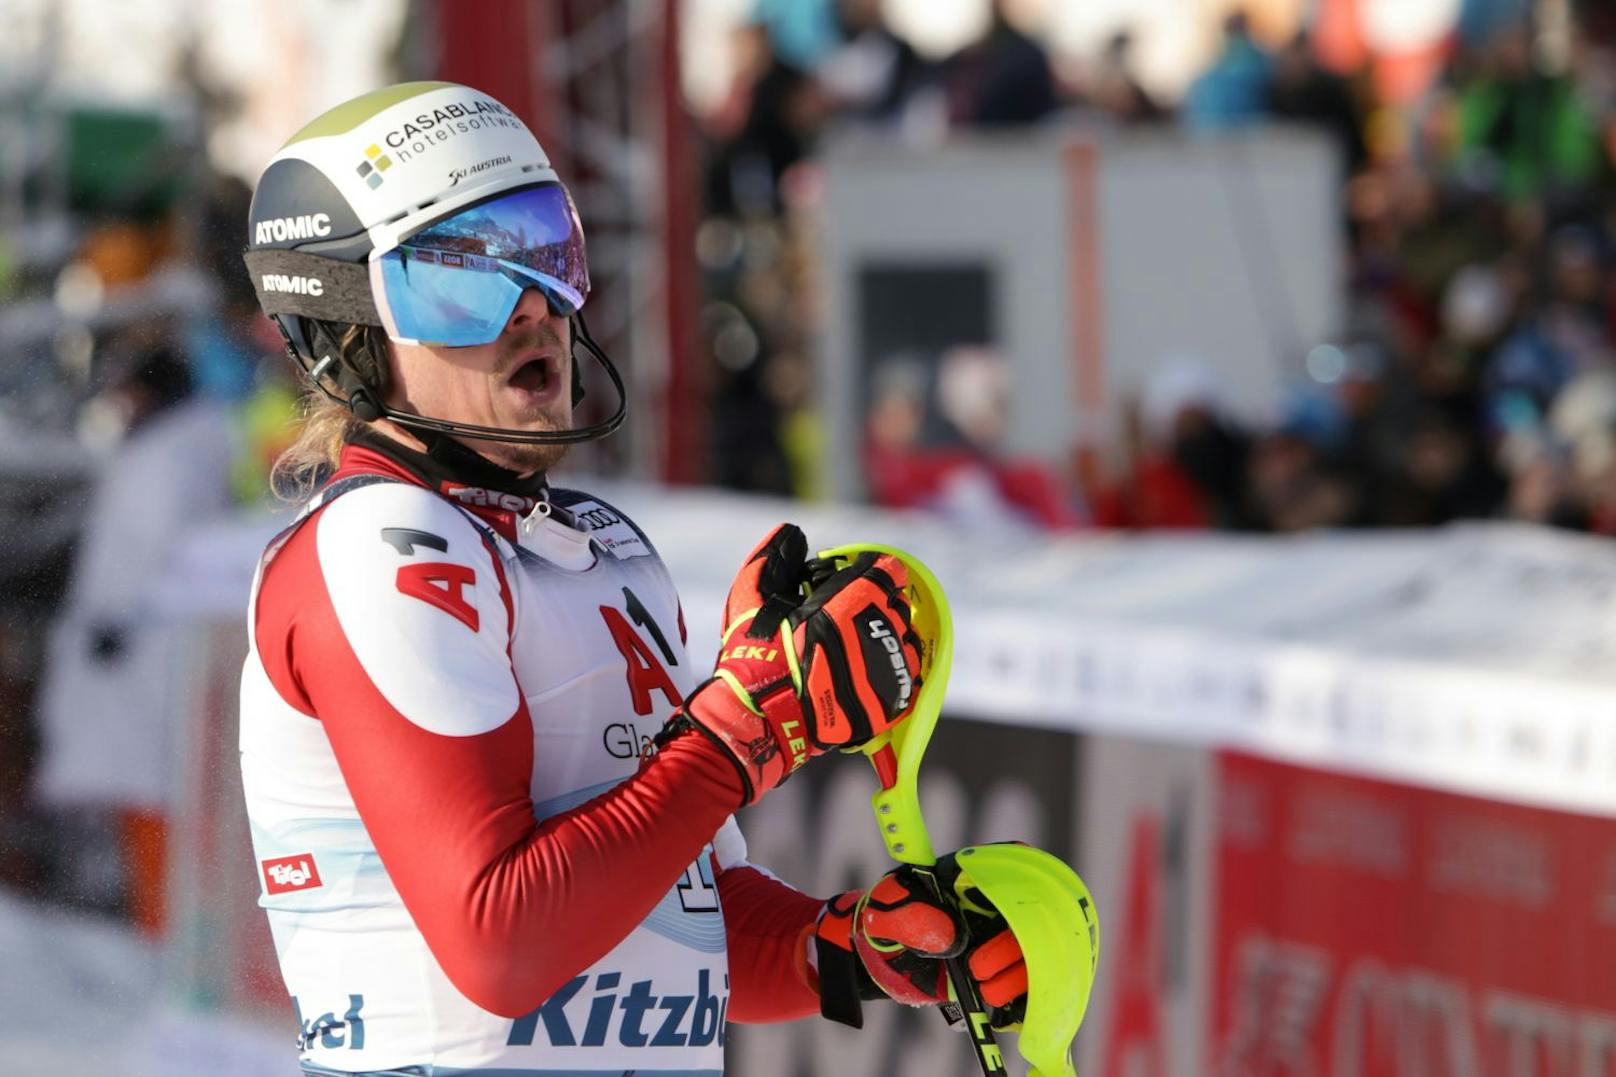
1092, 413, 1212, 530
1381, 399, 1507, 526
1095, 359, 1254, 530
192, 177, 300, 500
764, 347, 826, 500
1538, 226, 1610, 366
946, 0, 1061, 128
1502, 439, 1586, 528
1268, 32, 1366, 170
863, 355, 932, 507
1088, 31, 1169, 126
706, 23, 829, 218
33, 341, 234, 927
1183, 12, 1273, 133
817, 0, 938, 128
1458, 0, 1535, 48
1513, 368, 1616, 529
690, 0, 1616, 542
864, 347, 1083, 530
1483, 228, 1611, 433
186, 177, 266, 407
1330, 341, 1420, 525
1148, 359, 1256, 529
1247, 430, 1354, 532
1246, 386, 1365, 531
1452, 24, 1603, 204
752, 0, 841, 72
704, 289, 791, 495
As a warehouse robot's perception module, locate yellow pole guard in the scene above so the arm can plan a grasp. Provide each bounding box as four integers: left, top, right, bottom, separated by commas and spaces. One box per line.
815, 542, 953, 867
814, 543, 1101, 1077
953, 844, 1101, 1077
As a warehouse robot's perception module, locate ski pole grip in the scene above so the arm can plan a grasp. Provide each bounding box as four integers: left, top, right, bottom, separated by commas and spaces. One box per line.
819, 542, 952, 867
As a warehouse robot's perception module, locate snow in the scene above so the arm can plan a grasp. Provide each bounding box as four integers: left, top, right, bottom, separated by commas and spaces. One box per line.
0, 887, 288, 1075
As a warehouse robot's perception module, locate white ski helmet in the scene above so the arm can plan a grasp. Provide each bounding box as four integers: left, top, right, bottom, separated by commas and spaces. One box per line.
244, 81, 624, 444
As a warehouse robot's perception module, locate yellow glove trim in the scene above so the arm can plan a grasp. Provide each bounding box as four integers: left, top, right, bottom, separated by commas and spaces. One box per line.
721, 607, 759, 645
780, 619, 804, 694
711, 668, 766, 717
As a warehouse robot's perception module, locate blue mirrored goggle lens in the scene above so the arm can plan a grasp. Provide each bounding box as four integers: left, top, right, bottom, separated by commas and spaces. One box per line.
377, 183, 589, 346
410, 183, 589, 290
378, 248, 585, 346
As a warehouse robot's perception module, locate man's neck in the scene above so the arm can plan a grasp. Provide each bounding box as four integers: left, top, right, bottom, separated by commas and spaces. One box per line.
373, 420, 540, 482
350, 426, 550, 506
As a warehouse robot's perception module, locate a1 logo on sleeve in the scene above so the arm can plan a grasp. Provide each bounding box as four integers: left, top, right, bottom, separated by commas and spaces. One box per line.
262, 853, 324, 895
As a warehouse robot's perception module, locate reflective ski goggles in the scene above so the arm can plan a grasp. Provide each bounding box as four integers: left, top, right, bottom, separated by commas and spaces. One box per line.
369, 182, 590, 347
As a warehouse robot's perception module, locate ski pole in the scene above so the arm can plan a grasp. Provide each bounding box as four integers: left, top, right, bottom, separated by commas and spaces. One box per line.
814, 544, 1008, 1077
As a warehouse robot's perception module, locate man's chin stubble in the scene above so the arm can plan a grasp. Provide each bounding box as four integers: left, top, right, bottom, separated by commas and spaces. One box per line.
491, 399, 575, 475
506, 441, 570, 475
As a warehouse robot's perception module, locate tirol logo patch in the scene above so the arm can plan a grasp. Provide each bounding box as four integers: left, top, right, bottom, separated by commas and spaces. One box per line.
262, 853, 324, 895
855, 605, 912, 717
441, 482, 536, 514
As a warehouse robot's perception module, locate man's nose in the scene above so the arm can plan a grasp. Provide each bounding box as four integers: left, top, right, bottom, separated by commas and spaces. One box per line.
506, 286, 553, 331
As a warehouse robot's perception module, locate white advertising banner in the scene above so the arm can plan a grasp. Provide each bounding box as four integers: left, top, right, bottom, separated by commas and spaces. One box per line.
160, 489, 1616, 818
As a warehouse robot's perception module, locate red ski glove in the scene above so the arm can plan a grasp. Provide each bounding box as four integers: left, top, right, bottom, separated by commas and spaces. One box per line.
661, 524, 924, 804
812, 851, 1029, 1031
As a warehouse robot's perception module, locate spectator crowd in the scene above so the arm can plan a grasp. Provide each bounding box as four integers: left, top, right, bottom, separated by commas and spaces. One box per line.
695, 0, 1616, 536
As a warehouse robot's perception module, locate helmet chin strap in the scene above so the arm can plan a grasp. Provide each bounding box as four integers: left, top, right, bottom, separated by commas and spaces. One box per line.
311, 312, 627, 446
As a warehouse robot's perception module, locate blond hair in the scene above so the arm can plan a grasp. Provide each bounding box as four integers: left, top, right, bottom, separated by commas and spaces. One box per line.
269, 322, 389, 501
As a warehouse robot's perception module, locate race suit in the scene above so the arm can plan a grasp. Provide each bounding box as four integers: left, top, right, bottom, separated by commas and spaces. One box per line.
241, 434, 823, 1075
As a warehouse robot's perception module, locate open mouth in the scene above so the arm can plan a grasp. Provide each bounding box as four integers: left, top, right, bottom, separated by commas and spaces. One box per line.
507, 355, 558, 396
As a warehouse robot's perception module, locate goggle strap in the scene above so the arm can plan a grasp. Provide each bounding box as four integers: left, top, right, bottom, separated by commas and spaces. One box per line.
243, 249, 381, 325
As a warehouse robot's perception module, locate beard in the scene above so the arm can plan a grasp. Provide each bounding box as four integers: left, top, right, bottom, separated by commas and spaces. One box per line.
497, 439, 571, 476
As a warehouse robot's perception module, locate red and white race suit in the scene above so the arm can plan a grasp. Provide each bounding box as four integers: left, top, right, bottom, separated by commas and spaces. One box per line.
241, 441, 822, 1075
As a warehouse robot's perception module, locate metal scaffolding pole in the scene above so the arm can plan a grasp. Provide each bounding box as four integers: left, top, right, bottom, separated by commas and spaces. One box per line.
434, 0, 702, 483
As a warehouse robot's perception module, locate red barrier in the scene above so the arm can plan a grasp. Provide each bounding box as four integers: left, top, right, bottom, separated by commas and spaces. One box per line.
1213, 750, 1616, 1076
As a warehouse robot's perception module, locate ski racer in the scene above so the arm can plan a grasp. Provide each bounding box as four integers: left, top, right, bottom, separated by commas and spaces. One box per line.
239, 81, 1029, 1074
